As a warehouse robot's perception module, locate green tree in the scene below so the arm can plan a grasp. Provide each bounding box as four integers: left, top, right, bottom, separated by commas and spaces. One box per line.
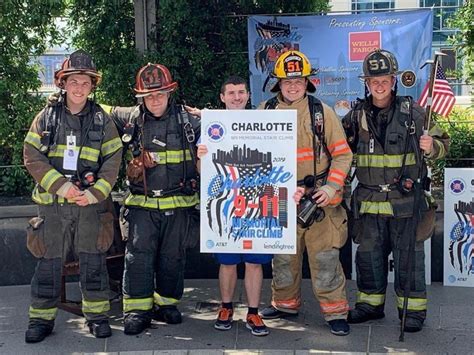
67, 0, 329, 108
429, 107, 474, 192
446, 0, 474, 93
0, 0, 66, 196
66, 0, 140, 106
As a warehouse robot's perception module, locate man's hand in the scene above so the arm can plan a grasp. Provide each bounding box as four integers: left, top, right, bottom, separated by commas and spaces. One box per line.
311, 189, 330, 207
73, 193, 89, 207
72, 189, 98, 207
64, 185, 82, 199
293, 187, 305, 204
420, 134, 433, 155
184, 105, 202, 118
197, 144, 208, 159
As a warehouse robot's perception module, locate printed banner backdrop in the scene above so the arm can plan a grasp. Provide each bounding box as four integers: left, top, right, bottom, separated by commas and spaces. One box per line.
248, 9, 433, 114
443, 168, 474, 287
200, 110, 297, 254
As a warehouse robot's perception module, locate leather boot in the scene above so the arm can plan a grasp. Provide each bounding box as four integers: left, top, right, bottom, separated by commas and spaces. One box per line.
348, 306, 385, 324
25, 320, 54, 343
124, 314, 151, 335
88, 319, 112, 338
154, 306, 182, 324
259, 305, 298, 320
404, 316, 424, 332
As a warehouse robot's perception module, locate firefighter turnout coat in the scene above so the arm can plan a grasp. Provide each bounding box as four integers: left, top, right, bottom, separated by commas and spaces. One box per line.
108, 102, 200, 318
259, 94, 353, 321
343, 96, 449, 322
23, 99, 122, 323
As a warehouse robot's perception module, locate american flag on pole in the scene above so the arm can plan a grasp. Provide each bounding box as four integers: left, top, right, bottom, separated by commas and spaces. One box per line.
418, 63, 456, 117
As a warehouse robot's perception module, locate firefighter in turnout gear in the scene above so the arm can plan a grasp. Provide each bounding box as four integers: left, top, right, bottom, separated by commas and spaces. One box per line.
23, 50, 123, 343
107, 63, 200, 335
258, 51, 353, 336
342, 49, 449, 332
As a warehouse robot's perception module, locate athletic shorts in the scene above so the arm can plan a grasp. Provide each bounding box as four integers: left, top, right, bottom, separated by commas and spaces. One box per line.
215, 253, 273, 265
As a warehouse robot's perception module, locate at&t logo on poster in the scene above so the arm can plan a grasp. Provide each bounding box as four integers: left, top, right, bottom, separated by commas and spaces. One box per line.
449, 178, 466, 195
206, 122, 226, 142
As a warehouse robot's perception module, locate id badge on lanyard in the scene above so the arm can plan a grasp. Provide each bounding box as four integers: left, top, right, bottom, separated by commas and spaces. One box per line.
63, 131, 78, 170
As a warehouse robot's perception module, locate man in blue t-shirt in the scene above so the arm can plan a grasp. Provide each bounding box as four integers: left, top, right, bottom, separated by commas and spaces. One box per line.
195, 76, 272, 336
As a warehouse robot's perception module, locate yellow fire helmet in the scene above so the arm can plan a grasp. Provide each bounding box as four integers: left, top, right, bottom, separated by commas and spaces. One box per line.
270, 50, 319, 93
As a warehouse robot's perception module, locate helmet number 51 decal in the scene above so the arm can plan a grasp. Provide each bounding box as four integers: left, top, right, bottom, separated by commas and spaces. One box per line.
286, 60, 302, 73
368, 59, 388, 71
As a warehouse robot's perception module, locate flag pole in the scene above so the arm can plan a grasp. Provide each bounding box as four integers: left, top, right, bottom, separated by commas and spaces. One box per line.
399, 51, 447, 342
420, 51, 447, 134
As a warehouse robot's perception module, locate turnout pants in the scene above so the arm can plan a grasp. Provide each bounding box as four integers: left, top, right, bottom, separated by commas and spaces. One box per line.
122, 207, 192, 317
27, 200, 114, 324
271, 206, 349, 321
354, 214, 427, 322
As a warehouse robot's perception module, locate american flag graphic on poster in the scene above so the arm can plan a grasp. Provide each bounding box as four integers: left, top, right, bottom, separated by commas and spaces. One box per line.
444, 168, 474, 287
418, 64, 456, 117
200, 110, 297, 254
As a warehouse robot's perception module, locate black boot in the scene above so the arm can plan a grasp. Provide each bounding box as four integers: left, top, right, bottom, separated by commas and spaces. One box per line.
398, 308, 425, 333
260, 305, 298, 320
25, 320, 54, 343
88, 320, 112, 338
154, 306, 182, 324
124, 314, 151, 335
404, 316, 424, 332
348, 306, 385, 324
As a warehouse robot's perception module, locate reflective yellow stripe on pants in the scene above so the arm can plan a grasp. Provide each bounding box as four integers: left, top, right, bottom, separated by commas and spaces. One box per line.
396, 296, 427, 311
29, 306, 58, 320
357, 291, 385, 307
153, 292, 179, 306
82, 299, 110, 314
123, 297, 154, 313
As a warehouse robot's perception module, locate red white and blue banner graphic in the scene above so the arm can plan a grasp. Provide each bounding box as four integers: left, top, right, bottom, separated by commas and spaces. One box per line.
200, 110, 297, 254
248, 9, 433, 114
444, 168, 474, 287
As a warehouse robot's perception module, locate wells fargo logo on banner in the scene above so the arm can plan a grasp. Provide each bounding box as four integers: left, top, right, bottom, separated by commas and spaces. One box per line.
348, 31, 381, 61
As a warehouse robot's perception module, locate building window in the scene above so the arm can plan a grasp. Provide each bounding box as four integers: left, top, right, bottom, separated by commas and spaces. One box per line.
419, 0, 463, 45
418, 0, 464, 94
351, 0, 395, 13
34, 54, 67, 93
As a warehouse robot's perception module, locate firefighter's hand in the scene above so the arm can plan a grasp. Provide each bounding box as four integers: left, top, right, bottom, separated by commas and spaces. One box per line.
197, 144, 208, 159
311, 189, 330, 207
420, 134, 433, 155
63, 184, 81, 199
72, 193, 89, 206
293, 187, 305, 204
184, 105, 201, 118
73, 190, 98, 206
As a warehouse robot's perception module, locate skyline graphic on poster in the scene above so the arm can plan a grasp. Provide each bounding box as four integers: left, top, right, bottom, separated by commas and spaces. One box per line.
206, 144, 289, 242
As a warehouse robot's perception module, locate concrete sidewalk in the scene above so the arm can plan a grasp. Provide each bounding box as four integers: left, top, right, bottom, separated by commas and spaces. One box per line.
0, 279, 473, 354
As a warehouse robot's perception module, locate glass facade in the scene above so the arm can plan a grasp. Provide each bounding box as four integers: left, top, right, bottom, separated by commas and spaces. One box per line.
419, 0, 464, 94
36, 54, 67, 93
419, 0, 462, 44
352, 0, 395, 13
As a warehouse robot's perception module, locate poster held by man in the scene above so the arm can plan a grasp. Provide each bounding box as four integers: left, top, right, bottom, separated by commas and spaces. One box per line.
200, 110, 297, 254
